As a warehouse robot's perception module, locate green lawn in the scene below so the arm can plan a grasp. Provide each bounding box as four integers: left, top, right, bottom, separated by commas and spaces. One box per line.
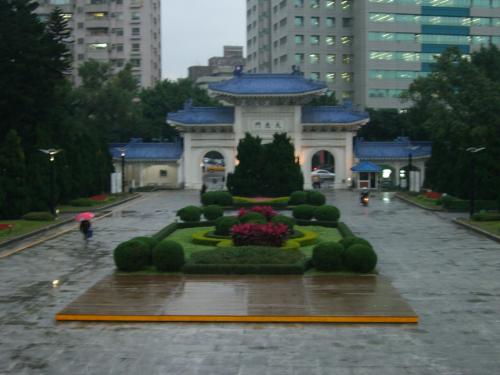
165, 225, 342, 259
466, 220, 500, 237
399, 193, 442, 210
0, 219, 58, 243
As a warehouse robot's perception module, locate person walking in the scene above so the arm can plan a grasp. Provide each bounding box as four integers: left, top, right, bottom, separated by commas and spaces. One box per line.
79, 219, 92, 240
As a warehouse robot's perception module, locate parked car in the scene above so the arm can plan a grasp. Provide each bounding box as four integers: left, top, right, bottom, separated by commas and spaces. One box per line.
311, 169, 335, 179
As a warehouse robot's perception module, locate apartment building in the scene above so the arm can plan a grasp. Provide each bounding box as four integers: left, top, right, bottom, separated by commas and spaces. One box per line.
35, 0, 161, 87
246, 0, 500, 109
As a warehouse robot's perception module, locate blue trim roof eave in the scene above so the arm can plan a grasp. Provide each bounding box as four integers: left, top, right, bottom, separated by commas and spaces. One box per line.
209, 88, 327, 97
351, 161, 382, 173
166, 106, 235, 125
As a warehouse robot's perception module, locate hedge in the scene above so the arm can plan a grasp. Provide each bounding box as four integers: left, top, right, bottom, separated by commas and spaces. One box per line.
337, 222, 354, 238
314, 205, 340, 221
152, 223, 178, 241
113, 239, 150, 272
203, 205, 224, 220
344, 244, 377, 273
152, 240, 185, 271
215, 216, 240, 235
201, 191, 233, 206
240, 212, 267, 224
177, 206, 202, 222
22, 212, 54, 221
289, 191, 307, 205
441, 196, 497, 211
68, 198, 100, 207
472, 212, 500, 221
271, 215, 296, 231
292, 204, 316, 220
312, 241, 344, 271
306, 190, 326, 206
183, 264, 305, 274
295, 219, 338, 228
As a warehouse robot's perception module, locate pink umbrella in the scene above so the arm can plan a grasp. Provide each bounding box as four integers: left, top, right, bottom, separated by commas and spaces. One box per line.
75, 212, 95, 222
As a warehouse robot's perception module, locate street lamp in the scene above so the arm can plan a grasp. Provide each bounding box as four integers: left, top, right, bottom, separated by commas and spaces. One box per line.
39, 148, 62, 216
120, 148, 126, 194
466, 147, 486, 218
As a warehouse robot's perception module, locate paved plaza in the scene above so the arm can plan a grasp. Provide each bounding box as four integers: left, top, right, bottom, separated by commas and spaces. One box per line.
0, 190, 499, 374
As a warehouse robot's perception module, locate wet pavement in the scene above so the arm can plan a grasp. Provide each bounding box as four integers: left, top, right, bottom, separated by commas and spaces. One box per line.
0, 190, 499, 374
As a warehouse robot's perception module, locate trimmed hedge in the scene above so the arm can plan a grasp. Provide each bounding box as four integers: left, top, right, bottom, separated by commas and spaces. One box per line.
192, 230, 226, 246
271, 215, 296, 231
201, 191, 233, 206
68, 198, 101, 207
22, 212, 54, 221
240, 212, 267, 224
314, 205, 340, 221
472, 212, 500, 221
203, 205, 224, 220
292, 204, 316, 220
441, 195, 497, 211
344, 244, 377, 273
312, 241, 344, 271
183, 264, 305, 274
113, 239, 150, 272
152, 223, 178, 241
177, 206, 202, 222
295, 219, 338, 227
289, 191, 307, 205
152, 240, 185, 271
307, 190, 326, 206
337, 222, 354, 238
215, 216, 240, 235
130, 236, 158, 265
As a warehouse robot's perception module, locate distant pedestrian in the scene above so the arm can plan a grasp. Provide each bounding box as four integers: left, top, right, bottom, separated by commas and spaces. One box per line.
200, 183, 207, 202
79, 220, 92, 240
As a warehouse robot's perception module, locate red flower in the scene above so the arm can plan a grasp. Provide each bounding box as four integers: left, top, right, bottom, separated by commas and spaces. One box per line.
231, 222, 289, 247
90, 194, 108, 201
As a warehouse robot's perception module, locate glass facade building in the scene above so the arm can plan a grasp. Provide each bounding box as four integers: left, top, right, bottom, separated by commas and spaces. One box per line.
246, 0, 500, 109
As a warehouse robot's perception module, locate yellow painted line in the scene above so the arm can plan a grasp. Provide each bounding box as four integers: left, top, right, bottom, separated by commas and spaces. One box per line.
56, 314, 419, 324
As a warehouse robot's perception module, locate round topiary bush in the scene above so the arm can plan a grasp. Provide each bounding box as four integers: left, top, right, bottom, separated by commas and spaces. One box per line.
307, 190, 326, 206
271, 215, 296, 231
203, 205, 224, 220
314, 205, 341, 222
340, 236, 372, 249
130, 236, 159, 264
344, 244, 377, 273
201, 191, 233, 206
240, 212, 267, 224
312, 241, 344, 271
215, 216, 240, 236
289, 191, 307, 205
177, 205, 202, 222
292, 204, 316, 220
113, 239, 150, 272
153, 240, 185, 272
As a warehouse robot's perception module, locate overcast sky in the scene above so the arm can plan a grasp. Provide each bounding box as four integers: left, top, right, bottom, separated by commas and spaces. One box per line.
161, 0, 246, 80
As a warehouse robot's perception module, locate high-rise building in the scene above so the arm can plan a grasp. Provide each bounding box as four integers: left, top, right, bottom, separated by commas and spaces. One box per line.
35, 0, 161, 88
246, 0, 500, 109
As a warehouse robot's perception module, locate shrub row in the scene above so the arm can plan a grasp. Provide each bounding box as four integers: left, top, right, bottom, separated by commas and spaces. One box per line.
113, 236, 185, 272
201, 191, 233, 206
176, 205, 224, 222
183, 264, 305, 274
22, 212, 54, 221
312, 237, 377, 273
289, 190, 326, 206
472, 212, 500, 221
292, 204, 340, 221
440, 195, 497, 211
68, 198, 102, 207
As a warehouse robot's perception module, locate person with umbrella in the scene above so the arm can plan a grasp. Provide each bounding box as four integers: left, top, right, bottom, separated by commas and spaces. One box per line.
76, 212, 95, 240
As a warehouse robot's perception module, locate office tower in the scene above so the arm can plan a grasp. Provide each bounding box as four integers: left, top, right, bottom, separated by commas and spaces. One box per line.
35, 0, 161, 88
246, 0, 500, 109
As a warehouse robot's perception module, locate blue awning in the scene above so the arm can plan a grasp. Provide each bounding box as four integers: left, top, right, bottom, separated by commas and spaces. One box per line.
351, 161, 382, 173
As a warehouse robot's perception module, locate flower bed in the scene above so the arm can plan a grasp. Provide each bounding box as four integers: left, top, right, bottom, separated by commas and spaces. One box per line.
232, 223, 289, 247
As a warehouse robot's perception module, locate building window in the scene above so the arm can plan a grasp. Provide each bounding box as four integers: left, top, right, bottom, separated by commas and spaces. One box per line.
132, 27, 140, 36
309, 53, 319, 64
88, 28, 108, 36
310, 72, 320, 80
159, 170, 167, 177
310, 35, 320, 45
87, 42, 108, 51
326, 35, 335, 45
326, 73, 336, 82
326, 0, 335, 7
113, 43, 124, 52
341, 0, 352, 10
310, 17, 320, 27
280, 36, 287, 45
295, 35, 304, 44
294, 0, 304, 7
342, 18, 353, 27
280, 17, 287, 27
87, 12, 108, 20
310, 0, 320, 8
342, 54, 353, 64
132, 43, 140, 52
112, 28, 123, 36
130, 58, 141, 67
341, 36, 353, 46
131, 11, 141, 21
295, 53, 305, 63
280, 54, 288, 63
326, 17, 335, 27
341, 72, 353, 83
326, 54, 336, 64
295, 16, 304, 26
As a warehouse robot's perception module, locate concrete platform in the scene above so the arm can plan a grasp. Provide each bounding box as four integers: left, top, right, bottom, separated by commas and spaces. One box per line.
56, 274, 418, 324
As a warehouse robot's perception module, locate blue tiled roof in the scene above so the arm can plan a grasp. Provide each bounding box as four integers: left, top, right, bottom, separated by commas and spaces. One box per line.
167, 107, 234, 125
355, 137, 432, 160
109, 142, 183, 161
302, 106, 369, 124
351, 161, 382, 173
209, 73, 327, 96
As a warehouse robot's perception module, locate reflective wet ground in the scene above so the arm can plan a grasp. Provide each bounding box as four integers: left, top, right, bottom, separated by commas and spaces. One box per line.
0, 190, 499, 374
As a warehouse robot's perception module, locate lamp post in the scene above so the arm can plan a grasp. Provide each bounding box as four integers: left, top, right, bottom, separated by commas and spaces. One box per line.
39, 148, 62, 216
120, 148, 126, 194
466, 147, 486, 218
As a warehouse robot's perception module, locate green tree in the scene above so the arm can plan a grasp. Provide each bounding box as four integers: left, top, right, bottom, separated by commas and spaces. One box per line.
308, 92, 338, 106
0, 130, 29, 218
405, 46, 500, 199
139, 79, 219, 141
